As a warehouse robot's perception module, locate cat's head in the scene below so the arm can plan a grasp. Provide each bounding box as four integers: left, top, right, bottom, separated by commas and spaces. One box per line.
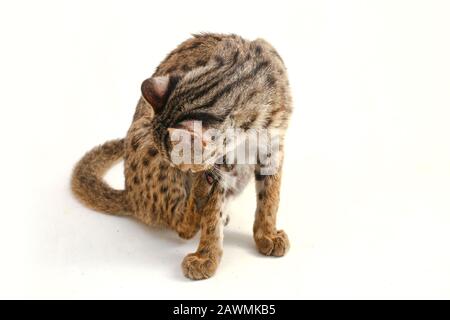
141, 75, 222, 172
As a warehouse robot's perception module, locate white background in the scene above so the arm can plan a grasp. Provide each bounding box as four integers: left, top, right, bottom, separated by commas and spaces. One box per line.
0, 0, 449, 299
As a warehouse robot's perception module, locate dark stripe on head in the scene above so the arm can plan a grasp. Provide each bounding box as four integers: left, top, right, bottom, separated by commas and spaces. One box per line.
255, 45, 262, 56
190, 53, 242, 93
176, 59, 270, 120
196, 59, 207, 67
171, 58, 242, 108
166, 66, 177, 74
181, 64, 190, 72
214, 55, 225, 66
175, 112, 225, 126
232, 50, 240, 64
266, 74, 276, 87
167, 64, 229, 108
198, 60, 270, 111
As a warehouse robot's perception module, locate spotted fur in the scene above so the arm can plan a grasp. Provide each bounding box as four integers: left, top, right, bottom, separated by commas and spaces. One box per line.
71, 33, 292, 280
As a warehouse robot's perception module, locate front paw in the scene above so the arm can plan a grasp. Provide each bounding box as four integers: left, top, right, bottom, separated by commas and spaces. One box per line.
254, 230, 290, 257
181, 253, 220, 280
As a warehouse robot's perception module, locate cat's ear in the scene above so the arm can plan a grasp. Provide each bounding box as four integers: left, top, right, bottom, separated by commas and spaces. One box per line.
141, 75, 179, 114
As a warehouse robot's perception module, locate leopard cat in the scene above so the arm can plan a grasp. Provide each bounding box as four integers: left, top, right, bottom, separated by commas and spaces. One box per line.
71, 33, 293, 280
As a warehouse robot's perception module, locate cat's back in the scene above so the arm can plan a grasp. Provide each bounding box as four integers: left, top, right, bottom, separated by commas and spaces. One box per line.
154, 33, 286, 77
153, 33, 236, 76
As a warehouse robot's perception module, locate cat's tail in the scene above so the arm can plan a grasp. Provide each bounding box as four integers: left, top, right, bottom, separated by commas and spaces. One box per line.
71, 139, 130, 216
